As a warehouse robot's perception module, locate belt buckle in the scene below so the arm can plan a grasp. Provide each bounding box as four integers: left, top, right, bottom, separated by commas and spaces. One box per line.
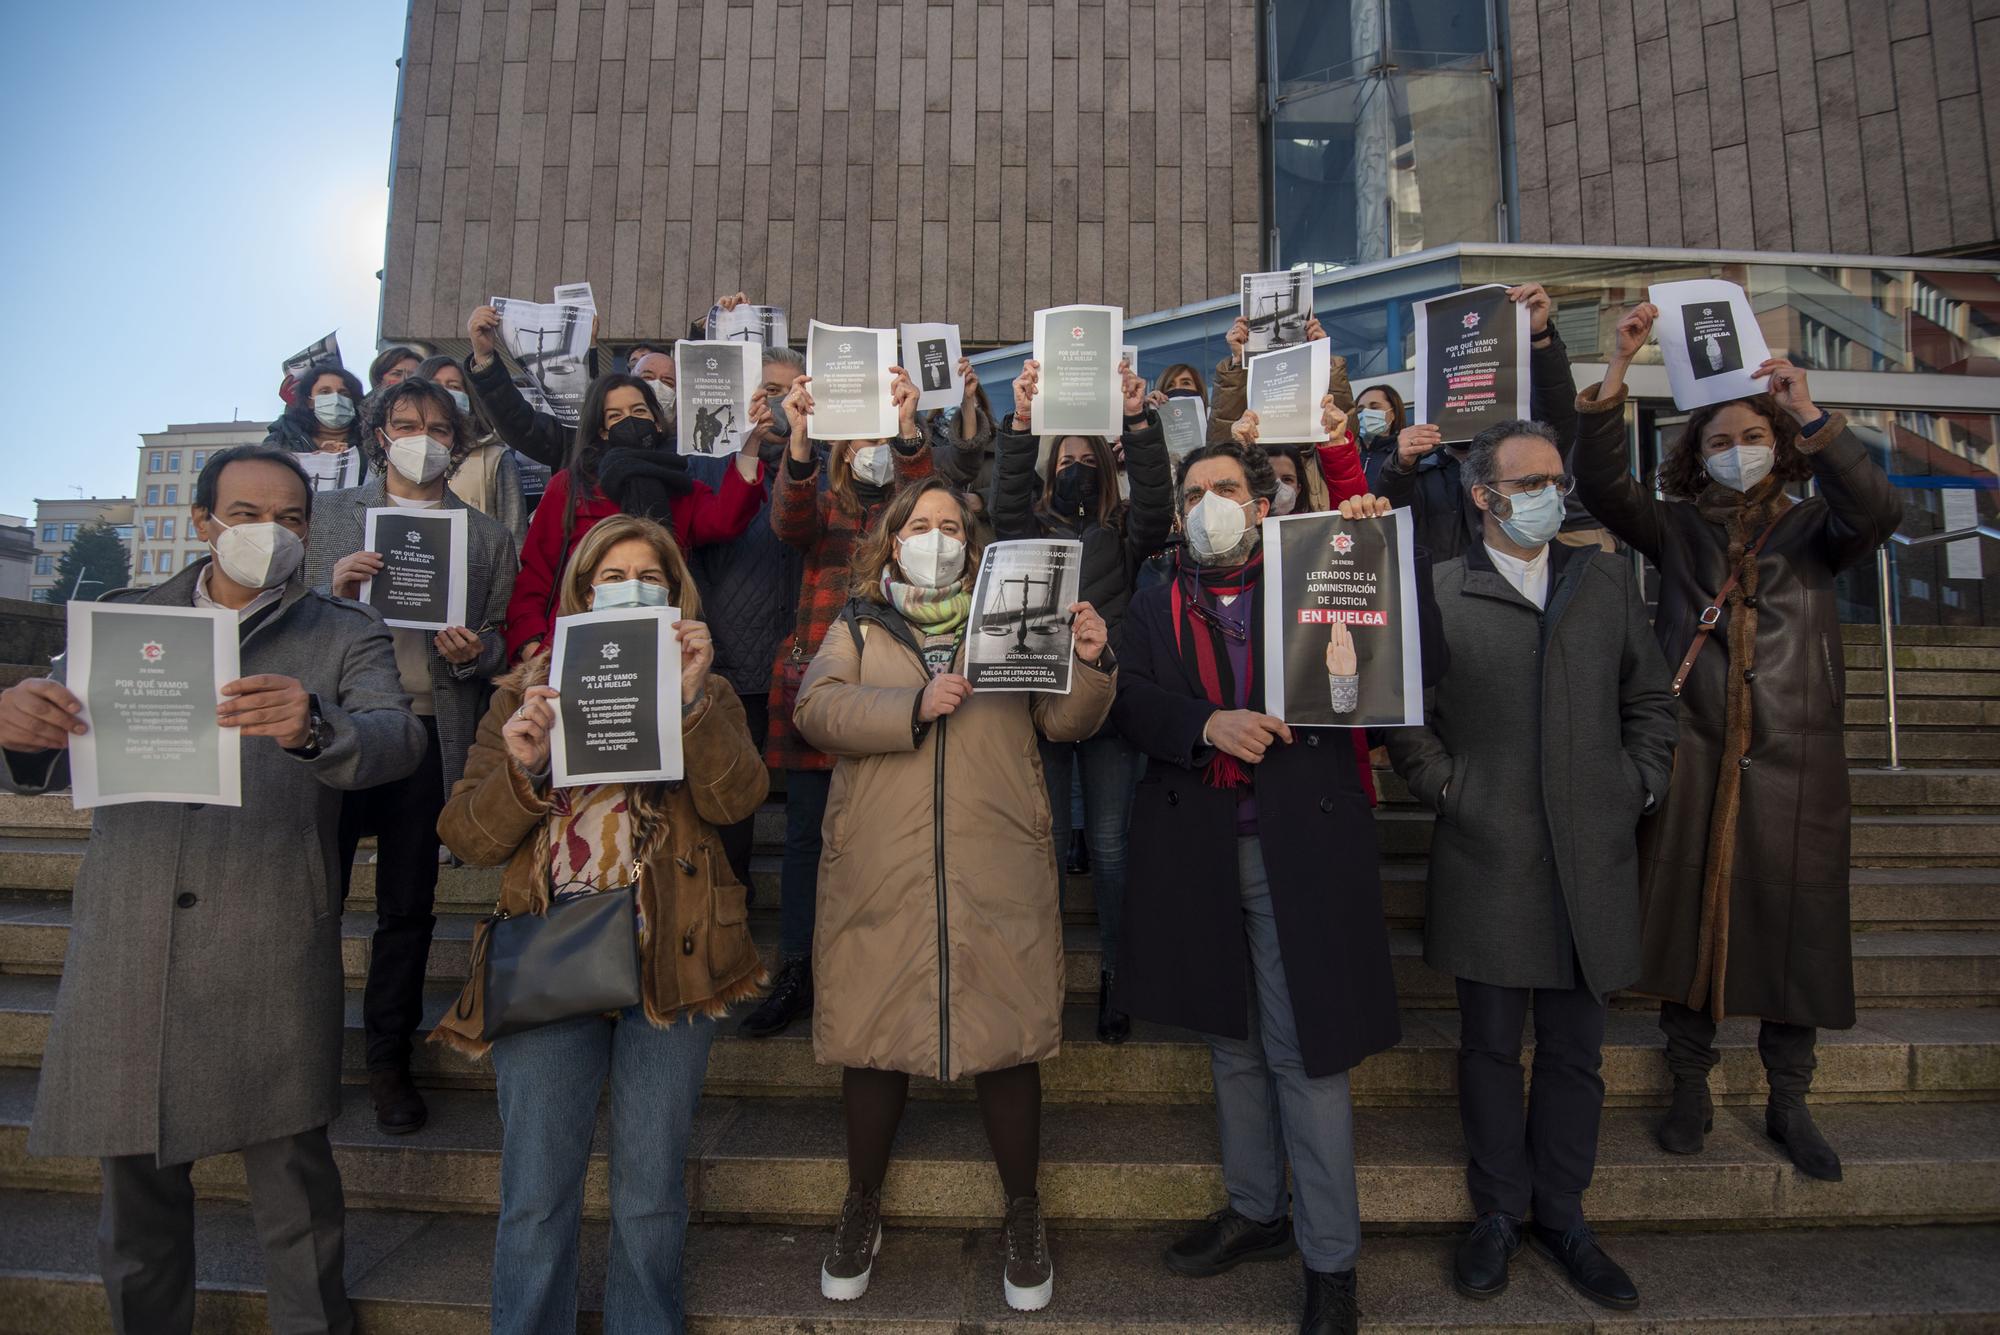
1697, 606, 1722, 628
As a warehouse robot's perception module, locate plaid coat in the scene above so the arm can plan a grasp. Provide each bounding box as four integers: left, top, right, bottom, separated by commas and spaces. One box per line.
764, 439, 932, 770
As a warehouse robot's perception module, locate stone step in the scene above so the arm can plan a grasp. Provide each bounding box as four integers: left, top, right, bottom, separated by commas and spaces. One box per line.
1843, 625, 2000, 646
1845, 697, 2000, 728
1848, 768, 2000, 815
1, 1192, 1994, 1334
1849, 729, 2000, 763
1844, 642, 2000, 672
1, 1068, 1994, 1228
1, 1194, 1997, 1335
1846, 667, 2000, 699
2, 900, 1995, 1008
2, 972, 1992, 1108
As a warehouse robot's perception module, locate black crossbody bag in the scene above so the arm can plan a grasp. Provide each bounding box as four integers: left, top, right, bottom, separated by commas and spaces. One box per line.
460, 860, 644, 1041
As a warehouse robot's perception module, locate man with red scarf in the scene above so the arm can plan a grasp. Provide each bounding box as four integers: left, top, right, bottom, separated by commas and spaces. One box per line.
1109, 436, 1442, 1335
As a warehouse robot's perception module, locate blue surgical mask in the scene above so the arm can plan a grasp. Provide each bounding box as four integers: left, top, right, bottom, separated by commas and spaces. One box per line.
447, 388, 472, 414
592, 578, 670, 609
1357, 408, 1391, 438
313, 392, 355, 429
1494, 484, 1566, 549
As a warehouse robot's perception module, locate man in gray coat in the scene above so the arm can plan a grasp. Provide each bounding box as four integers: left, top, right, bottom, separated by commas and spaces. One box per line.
302, 375, 517, 1136
1386, 419, 1675, 1312
0, 445, 426, 1334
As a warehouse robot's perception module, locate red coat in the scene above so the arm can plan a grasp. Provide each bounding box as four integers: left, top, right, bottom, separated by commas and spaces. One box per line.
504, 462, 766, 660
1309, 434, 1380, 805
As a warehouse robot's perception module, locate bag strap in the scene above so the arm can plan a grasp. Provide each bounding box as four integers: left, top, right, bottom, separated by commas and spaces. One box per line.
1671, 522, 1777, 697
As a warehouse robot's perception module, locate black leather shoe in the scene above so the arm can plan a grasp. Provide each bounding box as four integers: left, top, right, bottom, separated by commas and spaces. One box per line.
368, 1067, 428, 1136
1657, 1077, 1713, 1155
1452, 1212, 1521, 1300
738, 956, 813, 1039
1766, 1098, 1843, 1181
1300, 1265, 1359, 1334
1096, 971, 1131, 1044
1530, 1220, 1639, 1310
1163, 1208, 1295, 1278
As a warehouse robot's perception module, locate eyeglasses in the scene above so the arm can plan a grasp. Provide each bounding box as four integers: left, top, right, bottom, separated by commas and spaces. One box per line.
1487, 473, 1576, 496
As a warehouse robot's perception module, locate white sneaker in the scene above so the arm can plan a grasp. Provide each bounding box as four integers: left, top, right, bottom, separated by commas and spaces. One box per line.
821, 1189, 883, 1301
1002, 1194, 1054, 1311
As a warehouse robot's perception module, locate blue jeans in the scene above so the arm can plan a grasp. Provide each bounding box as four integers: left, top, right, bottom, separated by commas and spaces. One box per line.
490, 1009, 717, 1335
1040, 730, 1141, 973
779, 768, 833, 960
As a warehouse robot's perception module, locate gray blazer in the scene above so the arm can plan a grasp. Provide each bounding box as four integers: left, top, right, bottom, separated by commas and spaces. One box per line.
1386, 541, 1677, 996
3, 563, 426, 1163
301, 477, 518, 794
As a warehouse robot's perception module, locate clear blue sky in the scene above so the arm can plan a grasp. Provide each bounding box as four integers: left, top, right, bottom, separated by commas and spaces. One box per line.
0, 1, 408, 518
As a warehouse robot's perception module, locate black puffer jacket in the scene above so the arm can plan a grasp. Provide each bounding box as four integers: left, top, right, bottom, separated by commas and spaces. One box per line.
687, 452, 802, 697
991, 410, 1175, 631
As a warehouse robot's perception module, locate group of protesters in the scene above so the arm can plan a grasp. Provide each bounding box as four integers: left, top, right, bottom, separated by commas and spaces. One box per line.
0, 283, 1900, 1335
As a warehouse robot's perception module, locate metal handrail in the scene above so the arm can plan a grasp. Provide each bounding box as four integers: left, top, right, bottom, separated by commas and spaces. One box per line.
1874, 525, 1999, 771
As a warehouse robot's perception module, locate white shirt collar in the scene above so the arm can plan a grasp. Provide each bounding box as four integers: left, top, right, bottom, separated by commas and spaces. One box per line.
193, 563, 283, 620
388, 492, 443, 508
1483, 541, 1551, 610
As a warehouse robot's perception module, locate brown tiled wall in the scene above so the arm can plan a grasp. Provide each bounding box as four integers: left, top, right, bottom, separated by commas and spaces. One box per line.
1508, 0, 1999, 255
382, 0, 1265, 347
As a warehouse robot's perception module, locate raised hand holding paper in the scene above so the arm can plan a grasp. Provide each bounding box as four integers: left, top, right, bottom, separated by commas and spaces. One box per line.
1239, 267, 1315, 354
1259, 509, 1424, 728
1246, 341, 1332, 444
674, 340, 756, 456
282, 331, 341, 381
805, 321, 898, 440
900, 322, 965, 411
489, 293, 594, 425
1030, 305, 1123, 438
548, 606, 684, 786
1159, 395, 1209, 459
361, 508, 468, 631
1414, 285, 1529, 444
707, 301, 788, 348
965, 540, 1084, 693
1647, 278, 1773, 410
64, 602, 242, 809
552, 281, 597, 315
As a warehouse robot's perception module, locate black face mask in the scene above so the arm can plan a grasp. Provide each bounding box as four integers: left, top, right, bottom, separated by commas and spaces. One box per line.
1051, 463, 1101, 517
1165, 387, 1203, 400
604, 416, 659, 452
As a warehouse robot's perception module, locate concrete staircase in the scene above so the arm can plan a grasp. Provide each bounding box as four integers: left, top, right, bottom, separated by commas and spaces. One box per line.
1, 626, 1997, 1331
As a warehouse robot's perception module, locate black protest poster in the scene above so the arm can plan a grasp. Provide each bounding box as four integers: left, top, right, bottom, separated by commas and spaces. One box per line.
1415, 285, 1529, 444
1260, 510, 1423, 728
1679, 301, 1744, 380
549, 607, 683, 786
363, 507, 466, 631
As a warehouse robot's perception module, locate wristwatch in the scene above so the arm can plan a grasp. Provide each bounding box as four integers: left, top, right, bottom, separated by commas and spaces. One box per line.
293, 693, 334, 759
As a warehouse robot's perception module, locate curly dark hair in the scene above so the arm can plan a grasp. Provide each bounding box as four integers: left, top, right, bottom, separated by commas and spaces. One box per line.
362, 377, 475, 478
1657, 393, 1812, 499
1176, 438, 1278, 506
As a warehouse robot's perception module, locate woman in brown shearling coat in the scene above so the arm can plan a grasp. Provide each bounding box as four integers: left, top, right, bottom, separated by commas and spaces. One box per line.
434, 514, 769, 1334
792, 477, 1115, 1314
1577, 305, 1900, 1186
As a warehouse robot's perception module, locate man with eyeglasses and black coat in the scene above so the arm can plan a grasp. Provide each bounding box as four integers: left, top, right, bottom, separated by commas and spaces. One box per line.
1385, 418, 1676, 1311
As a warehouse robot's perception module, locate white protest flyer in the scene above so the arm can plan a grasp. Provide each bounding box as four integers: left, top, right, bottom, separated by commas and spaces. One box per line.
361, 508, 468, 632
283, 331, 341, 381
806, 321, 899, 441
1031, 305, 1124, 438
1260, 508, 1424, 728
673, 340, 756, 456
900, 322, 965, 412
1240, 266, 1315, 354
1246, 341, 1332, 444
1415, 285, 1531, 444
64, 602, 241, 809
1159, 395, 1209, 459
1943, 487, 1983, 581
1648, 278, 1773, 410
965, 539, 1083, 693
548, 606, 683, 787
707, 302, 789, 349
489, 294, 594, 426
552, 280, 597, 315
296, 449, 364, 494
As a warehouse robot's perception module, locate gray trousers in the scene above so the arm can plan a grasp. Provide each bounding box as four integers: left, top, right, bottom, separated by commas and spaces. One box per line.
1203, 836, 1363, 1273
98, 1126, 353, 1335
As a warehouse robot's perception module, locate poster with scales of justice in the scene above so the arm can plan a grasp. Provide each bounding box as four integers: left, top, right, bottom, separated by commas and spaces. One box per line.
964, 539, 1083, 694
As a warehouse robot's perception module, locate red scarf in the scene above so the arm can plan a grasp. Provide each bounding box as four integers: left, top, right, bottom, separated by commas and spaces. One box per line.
1171, 554, 1261, 789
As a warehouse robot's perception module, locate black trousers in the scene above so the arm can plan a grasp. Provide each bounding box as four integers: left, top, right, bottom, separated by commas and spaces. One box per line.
98, 1128, 351, 1335
1659, 1000, 1819, 1097
1454, 969, 1608, 1231
716, 690, 770, 890
337, 716, 444, 1072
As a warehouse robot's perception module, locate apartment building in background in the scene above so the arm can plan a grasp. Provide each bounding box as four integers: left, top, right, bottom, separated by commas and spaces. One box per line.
132, 423, 266, 588
28, 498, 135, 603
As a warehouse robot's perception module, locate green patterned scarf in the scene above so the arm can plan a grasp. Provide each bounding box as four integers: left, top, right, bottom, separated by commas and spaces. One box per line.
882, 573, 971, 636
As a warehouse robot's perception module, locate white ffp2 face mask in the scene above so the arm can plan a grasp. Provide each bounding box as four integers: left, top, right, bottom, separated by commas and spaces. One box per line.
849, 443, 894, 486
1706, 444, 1774, 492
1185, 490, 1253, 563
386, 433, 452, 485
896, 529, 966, 588
210, 519, 305, 590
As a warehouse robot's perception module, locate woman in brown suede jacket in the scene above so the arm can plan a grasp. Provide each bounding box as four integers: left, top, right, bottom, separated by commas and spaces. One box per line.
434, 513, 768, 1335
